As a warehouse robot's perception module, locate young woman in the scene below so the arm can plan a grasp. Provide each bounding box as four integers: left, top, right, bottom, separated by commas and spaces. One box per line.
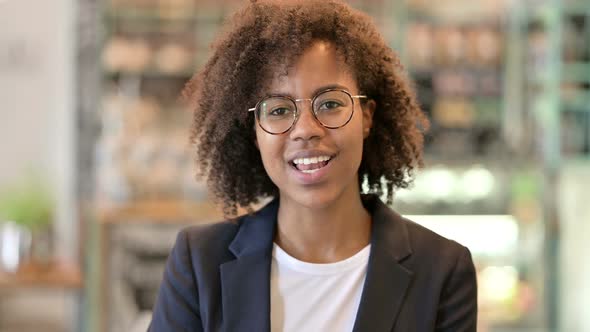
149, 1, 478, 331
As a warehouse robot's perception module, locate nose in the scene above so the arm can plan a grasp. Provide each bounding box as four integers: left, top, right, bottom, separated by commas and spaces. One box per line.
289, 100, 325, 141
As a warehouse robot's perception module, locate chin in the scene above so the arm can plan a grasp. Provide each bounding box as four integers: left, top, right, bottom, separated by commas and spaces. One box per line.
282, 185, 348, 210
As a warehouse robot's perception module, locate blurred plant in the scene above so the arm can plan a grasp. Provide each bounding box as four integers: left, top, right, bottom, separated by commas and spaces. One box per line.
0, 173, 54, 231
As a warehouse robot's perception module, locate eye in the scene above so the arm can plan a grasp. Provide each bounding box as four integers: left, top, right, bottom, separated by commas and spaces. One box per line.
318, 100, 343, 110
268, 107, 292, 116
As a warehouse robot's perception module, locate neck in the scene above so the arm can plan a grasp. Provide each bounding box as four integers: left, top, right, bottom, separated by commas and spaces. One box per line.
275, 188, 371, 263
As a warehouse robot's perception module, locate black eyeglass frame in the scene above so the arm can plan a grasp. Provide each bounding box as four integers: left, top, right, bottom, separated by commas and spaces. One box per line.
247, 88, 367, 135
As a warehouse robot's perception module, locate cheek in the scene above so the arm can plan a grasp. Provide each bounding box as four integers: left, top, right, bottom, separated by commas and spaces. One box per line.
255, 130, 283, 173
344, 113, 366, 146
255, 130, 269, 161
341, 117, 366, 165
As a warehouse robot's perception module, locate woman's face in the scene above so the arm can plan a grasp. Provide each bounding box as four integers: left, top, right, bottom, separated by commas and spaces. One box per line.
254, 41, 374, 209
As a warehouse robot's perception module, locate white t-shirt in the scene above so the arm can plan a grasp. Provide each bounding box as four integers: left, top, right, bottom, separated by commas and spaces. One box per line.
270, 243, 371, 332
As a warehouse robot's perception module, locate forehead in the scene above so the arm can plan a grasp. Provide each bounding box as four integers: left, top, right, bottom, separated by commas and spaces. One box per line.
267, 41, 359, 96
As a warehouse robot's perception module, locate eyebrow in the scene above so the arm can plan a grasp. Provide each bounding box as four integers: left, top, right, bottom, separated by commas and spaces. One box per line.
271, 84, 353, 98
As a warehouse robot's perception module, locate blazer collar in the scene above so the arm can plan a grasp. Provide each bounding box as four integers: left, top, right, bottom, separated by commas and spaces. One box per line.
352, 194, 414, 331
361, 194, 413, 261
220, 194, 414, 332
219, 198, 279, 332
228, 197, 279, 258
226, 194, 413, 259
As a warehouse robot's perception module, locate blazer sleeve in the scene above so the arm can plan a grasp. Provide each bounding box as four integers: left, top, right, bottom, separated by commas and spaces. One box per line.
435, 246, 478, 332
148, 230, 204, 332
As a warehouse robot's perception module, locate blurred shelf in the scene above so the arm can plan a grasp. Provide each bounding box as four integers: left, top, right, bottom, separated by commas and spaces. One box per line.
104, 8, 220, 24
104, 69, 196, 79
561, 156, 590, 164
103, 0, 248, 23
0, 261, 82, 289
562, 156, 590, 163
422, 155, 529, 168
405, 9, 503, 26
562, 62, 590, 83
562, 92, 590, 112
410, 66, 504, 76
562, 2, 590, 16
97, 199, 225, 224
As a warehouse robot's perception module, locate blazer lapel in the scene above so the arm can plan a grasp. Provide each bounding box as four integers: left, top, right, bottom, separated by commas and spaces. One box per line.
353, 195, 415, 332
218, 195, 413, 332
219, 199, 279, 332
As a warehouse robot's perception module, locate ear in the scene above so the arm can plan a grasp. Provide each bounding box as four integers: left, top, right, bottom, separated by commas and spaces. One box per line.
362, 99, 376, 139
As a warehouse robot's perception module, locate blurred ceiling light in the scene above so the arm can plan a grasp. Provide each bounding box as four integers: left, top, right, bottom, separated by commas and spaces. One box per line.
422, 167, 457, 200
480, 265, 519, 302
406, 214, 519, 257
395, 166, 497, 204
459, 166, 496, 200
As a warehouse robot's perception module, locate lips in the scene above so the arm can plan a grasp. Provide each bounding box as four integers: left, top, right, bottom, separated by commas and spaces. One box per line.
287, 151, 336, 178
294, 160, 330, 172
289, 150, 334, 171
291, 155, 333, 173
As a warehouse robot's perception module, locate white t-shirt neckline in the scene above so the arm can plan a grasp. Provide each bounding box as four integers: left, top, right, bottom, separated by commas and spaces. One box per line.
270, 242, 371, 332
272, 243, 371, 275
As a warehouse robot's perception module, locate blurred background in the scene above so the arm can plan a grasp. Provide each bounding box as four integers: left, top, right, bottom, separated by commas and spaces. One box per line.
0, 0, 588, 331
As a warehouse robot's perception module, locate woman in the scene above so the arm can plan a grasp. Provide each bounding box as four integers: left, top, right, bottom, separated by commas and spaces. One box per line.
149, 0, 478, 331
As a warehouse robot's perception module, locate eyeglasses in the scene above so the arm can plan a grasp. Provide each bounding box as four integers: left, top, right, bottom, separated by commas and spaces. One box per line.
248, 88, 367, 135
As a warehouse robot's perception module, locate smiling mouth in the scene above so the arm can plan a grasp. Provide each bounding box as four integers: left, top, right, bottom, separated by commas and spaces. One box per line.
290, 155, 334, 174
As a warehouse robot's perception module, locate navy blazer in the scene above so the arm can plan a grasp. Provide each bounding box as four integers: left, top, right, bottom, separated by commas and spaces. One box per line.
149, 195, 477, 331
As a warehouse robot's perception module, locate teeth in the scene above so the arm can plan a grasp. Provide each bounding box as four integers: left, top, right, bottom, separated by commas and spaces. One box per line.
301, 169, 320, 174
293, 155, 331, 165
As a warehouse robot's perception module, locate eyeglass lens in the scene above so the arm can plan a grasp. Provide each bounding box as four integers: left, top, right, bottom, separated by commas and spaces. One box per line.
257, 90, 354, 134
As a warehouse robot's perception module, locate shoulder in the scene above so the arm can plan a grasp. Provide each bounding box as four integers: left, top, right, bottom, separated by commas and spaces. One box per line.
172, 198, 279, 266
398, 215, 474, 277
174, 218, 242, 263
395, 217, 478, 328
365, 194, 471, 267
181, 219, 240, 248
404, 216, 468, 258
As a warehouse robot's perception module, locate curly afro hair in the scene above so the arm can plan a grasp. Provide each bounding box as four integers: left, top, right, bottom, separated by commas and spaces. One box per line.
184, 0, 429, 215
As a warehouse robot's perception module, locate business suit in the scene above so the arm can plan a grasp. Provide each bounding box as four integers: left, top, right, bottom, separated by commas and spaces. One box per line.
149, 194, 478, 331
